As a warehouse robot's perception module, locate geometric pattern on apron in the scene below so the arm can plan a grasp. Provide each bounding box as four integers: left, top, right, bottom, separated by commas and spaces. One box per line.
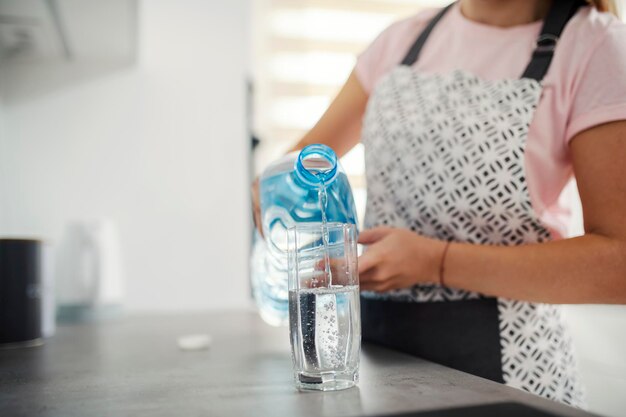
361, 67, 585, 406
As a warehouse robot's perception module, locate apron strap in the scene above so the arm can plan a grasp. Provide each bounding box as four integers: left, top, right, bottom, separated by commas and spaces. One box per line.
401, 0, 585, 81
401, 3, 455, 66
521, 0, 586, 81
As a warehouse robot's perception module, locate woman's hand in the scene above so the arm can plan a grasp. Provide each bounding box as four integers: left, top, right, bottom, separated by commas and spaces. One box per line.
251, 178, 263, 236
358, 227, 446, 292
251, 71, 368, 237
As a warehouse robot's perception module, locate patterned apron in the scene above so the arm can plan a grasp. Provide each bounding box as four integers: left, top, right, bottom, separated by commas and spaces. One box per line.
360, 0, 585, 406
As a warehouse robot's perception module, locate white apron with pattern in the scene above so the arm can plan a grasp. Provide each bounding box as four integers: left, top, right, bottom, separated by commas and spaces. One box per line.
361, 67, 585, 406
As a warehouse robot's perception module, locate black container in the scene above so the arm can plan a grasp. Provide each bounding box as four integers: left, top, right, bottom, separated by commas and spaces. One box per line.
0, 239, 43, 348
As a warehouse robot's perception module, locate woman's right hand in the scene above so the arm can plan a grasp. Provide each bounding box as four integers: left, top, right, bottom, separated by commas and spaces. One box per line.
251, 70, 368, 237
252, 178, 263, 236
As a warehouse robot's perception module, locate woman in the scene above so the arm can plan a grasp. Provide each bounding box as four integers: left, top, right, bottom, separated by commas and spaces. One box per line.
253, 0, 626, 406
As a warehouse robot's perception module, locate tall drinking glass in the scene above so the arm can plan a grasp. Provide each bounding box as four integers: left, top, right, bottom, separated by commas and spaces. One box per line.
287, 223, 361, 391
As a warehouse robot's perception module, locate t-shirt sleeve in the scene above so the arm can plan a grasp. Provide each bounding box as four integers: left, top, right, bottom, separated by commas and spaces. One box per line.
355, 12, 435, 94
566, 23, 626, 142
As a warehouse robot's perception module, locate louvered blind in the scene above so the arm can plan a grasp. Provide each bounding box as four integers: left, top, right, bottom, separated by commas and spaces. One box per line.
252, 0, 448, 172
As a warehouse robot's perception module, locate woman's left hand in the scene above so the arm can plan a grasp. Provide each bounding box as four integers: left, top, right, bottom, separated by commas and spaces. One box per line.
358, 227, 446, 292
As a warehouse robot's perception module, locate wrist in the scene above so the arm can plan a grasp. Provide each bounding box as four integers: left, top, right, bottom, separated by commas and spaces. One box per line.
418, 237, 447, 286
438, 241, 452, 287
443, 242, 478, 291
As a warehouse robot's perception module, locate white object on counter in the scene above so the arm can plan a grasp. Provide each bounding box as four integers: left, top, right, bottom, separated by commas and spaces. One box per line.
177, 334, 212, 351
56, 219, 124, 322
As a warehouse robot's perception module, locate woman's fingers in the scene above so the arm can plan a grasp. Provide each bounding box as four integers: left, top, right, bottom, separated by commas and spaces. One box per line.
253, 210, 262, 236
251, 179, 264, 237
359, 266, 388, 285
358, 227, 392, 245
358, 244, 384, 274
314, 258, 351, 286
359, 282, 380, 292
360, 280, 393, 292
359, 268, 372, 283
358, 227, 391, 274
359, 247, 394, 292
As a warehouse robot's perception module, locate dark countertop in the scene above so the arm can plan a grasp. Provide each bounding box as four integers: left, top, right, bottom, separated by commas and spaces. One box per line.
0, 311, 594, 417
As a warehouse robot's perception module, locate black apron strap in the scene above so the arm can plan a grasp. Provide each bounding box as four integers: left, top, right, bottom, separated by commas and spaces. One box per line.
401, 3, 455, 66
401, 0, 585, 81
522, 0, 586, 81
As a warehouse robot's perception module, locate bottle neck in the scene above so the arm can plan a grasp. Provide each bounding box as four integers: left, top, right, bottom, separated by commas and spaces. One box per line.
294, 144, 338, 188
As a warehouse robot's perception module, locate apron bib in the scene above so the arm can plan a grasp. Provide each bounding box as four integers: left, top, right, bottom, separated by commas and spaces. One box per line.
360, 0, 585, 406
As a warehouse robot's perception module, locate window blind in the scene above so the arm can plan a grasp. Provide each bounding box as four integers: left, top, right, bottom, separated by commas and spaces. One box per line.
252, 0, 448, 173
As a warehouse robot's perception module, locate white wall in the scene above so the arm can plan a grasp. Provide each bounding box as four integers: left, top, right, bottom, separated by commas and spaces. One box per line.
558, 181, 626, 417
1, 0, 252, 312
564, 305, 626, 417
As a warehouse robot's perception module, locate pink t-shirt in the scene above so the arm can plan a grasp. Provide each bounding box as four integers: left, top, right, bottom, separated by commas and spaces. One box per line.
355, 4, 626, 238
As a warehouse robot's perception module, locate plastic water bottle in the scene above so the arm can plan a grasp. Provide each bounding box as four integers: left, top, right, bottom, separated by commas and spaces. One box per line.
252, 144, 358, 326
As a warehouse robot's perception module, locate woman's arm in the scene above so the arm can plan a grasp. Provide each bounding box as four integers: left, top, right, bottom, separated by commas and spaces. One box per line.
358, 120, 626, 304
285, 70, 369, 157
252, 70, 369, 232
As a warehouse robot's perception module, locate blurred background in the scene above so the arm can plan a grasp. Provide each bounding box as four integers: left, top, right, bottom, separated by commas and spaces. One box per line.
0, 0, 624, 415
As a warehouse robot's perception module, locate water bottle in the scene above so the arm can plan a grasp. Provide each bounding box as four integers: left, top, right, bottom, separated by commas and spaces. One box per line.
252, 144, 358, 326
